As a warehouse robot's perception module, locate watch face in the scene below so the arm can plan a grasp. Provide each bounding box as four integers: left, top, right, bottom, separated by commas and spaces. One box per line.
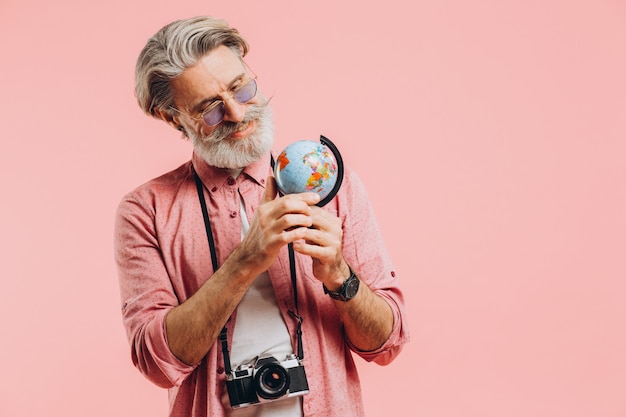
344, 276, 360, 298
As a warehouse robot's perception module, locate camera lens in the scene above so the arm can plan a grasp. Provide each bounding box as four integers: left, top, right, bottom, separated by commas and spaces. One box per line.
255, 363, 290, 399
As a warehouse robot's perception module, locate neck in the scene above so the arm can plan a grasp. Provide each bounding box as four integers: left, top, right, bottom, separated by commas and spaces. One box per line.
225, 167, 244, 178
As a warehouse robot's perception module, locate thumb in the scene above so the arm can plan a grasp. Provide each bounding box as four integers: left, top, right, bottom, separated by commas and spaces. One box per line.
261, 175, 278, 204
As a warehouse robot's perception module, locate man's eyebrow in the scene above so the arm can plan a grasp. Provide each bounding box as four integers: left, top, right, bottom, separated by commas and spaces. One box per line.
190, 72, 247, 113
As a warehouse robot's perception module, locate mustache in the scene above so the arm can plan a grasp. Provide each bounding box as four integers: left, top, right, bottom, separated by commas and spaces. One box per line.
208, 97, 273, 142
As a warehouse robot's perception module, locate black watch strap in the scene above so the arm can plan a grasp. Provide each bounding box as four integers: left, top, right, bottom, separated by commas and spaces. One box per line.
323, 269, 360, 302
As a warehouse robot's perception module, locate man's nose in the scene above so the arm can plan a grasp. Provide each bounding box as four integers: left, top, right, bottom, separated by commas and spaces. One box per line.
222, 96, 247, 123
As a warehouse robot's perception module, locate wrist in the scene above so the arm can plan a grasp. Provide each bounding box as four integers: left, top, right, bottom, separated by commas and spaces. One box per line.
323, 263, 351, 292
323, 267, 360, 302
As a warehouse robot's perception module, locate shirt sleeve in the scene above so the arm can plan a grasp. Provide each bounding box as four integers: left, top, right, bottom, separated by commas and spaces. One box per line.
336, 168, 410, 365
114, 194, 196, 388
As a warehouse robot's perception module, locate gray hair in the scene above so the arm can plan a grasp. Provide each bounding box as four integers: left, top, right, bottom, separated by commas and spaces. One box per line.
135, 16, 249, 118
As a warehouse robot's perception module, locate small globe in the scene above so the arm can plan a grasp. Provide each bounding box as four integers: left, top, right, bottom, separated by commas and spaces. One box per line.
274, 140, 340, 201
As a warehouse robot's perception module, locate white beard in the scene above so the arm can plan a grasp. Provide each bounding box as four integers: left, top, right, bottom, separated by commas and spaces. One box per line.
187, 101, 274, 169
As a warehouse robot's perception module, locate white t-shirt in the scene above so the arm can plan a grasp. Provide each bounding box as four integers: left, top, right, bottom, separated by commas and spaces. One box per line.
226, 186, 303, 417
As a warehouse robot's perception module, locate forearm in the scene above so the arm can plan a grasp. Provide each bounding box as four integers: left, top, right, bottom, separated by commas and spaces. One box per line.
165, 248, 263, 366
334, 281, 394, 352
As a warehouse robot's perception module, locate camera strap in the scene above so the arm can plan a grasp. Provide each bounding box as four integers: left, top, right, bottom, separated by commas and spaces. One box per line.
194, 165, 304, 376
270, 155, 304, 360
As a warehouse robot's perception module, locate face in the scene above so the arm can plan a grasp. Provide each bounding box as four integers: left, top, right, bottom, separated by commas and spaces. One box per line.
169, 45, 274, 169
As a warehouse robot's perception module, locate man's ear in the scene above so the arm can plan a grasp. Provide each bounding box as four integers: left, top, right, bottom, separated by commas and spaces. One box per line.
154, 108, 188, 138
154, 108, 181, 131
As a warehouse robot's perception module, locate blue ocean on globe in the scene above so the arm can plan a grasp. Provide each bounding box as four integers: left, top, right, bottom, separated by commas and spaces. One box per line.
274, 140, 339, 200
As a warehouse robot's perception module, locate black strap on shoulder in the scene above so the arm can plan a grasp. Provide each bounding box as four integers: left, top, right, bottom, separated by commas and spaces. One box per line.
195, 172, 219, 273
193, 169, 304, 372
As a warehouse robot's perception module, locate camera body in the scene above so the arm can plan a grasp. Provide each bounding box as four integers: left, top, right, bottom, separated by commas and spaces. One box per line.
225, 354, 309, 409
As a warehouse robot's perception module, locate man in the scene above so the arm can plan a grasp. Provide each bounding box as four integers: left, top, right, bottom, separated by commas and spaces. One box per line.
115, 16, 409, 417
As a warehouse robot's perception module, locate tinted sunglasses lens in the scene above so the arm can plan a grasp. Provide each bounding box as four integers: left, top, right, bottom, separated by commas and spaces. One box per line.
234, 79, 257, 104
203, 103, 225, 126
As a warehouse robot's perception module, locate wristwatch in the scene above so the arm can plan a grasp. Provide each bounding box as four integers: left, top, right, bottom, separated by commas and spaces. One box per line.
323, 269, 360, 302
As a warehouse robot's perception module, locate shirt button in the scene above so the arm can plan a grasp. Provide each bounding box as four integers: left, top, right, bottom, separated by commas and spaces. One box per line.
211, 186, 218, 192
227, 177, 236, 186
230, 211, 238, 218
217, 367, 224, 374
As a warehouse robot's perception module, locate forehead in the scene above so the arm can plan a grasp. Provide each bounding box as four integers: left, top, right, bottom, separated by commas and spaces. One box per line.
171, 45, 245, 110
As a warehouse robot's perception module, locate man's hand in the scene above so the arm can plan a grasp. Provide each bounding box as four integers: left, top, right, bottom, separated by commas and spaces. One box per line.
292, 206, 350, 290
236, 176, 321, 277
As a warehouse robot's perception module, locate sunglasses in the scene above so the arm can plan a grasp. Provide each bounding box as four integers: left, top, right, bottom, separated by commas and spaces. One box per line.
171, 70, 258, 127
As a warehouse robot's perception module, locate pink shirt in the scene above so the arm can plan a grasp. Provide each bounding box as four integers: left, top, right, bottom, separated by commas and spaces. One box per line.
114, 151, 409, 417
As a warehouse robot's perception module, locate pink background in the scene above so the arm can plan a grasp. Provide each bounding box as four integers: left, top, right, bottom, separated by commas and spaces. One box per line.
1, 1, 625, 416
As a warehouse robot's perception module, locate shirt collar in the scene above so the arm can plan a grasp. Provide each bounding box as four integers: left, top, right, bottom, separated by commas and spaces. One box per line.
191, 150, 272, 191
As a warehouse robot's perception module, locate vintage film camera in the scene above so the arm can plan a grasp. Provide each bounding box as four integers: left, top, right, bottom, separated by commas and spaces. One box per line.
225, 354, 309, 409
